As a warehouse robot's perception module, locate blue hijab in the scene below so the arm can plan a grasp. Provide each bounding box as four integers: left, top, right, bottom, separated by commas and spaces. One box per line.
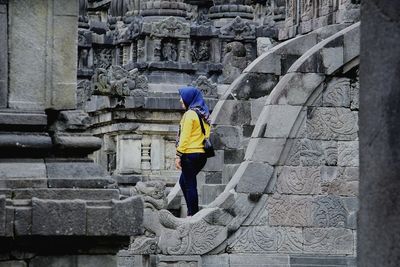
178, 86, 210, 123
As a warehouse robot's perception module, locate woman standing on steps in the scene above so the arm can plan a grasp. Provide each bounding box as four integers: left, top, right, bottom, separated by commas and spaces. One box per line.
175, 86, 210, 217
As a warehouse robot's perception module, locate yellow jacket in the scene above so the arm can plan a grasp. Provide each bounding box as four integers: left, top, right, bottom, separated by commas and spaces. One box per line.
176, 110, 210, 156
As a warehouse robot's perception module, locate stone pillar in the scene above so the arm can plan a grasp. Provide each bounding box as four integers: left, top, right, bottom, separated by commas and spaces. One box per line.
358, 1, 400, 266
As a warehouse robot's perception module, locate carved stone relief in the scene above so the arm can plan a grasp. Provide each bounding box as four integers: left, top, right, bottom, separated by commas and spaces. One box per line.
92, 66, 148, 96
191, 40, 211, 62
190, 75, 218, 97
93, 48, 113, 69
222, 41, 248, 83
220, 16, 256, 40
149, 17, 190, 38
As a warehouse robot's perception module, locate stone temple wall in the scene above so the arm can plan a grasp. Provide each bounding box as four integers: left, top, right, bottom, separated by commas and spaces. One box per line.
119, 20, 360, 267
76, 0, 360, 217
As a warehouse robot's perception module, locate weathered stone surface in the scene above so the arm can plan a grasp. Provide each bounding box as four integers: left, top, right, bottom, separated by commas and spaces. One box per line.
30, 255, 117, 267
268, 73, 325, 105
277, 166, 321, 194
14, 207, 32, 235
229, 226, 303, 253
236, 161, 274, 194
8, 0, 47, 110
111, 196, 143, 236
263, 105, 304, 138
268, 194, 313, 227
203, 150, 224, 172
212, 125, 242, 149
32, 198, 86, 235
0, 261, 26, 267
229, 254, 290, 267
338, 141, 359, 167
212, 101, 251, 125
0, 195, 5, 236
312, 196, 347, 228
323, 77, 351, 107
304, 228, 354, 255
87, 206, 112, 236
300, 139, 338, 166
306, 107, 358, 140
245, 138, 286, 165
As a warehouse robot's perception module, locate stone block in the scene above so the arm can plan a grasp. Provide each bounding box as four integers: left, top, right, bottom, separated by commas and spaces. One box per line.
236, 162, 274, 194
320, 167, 359, 196
268, 194, 313, 227
14, 207, 32, 235
212, 100, 251, 125
277, 166, 321, 195
54, 0, 78, 16
8, 0, 47, 110
268, 73, 325, 106
116, 135, 142, 174
245, 138, 286, 165
202, 254, 229, 267
312, 196, 347, 227
343, 24, 360, 62
300, 139, 338, 166
230, 254, 290, 267
212, 125, 242, 150
0, 261, 26, 267
77, 255, 117, 267
0, 161, 46, 179
306, 107, 358, 140
0, 195, 5, 236
230, 73, 279, 100
0, 4, 6, 108
32, 198, 86, 235
13, 189, 119, 201
323, 77, 351, 107
256, 37, 275, 57
250, 97, 266, 125
203, 150, 224, 172
205, 172, 223, 184
342, 197, 359, 230
222, 164, 240, 184
321, 46, 344, 75
155, 255, 201, 267
350, 80, 359, 110
338, 141, 359, 167
111, 196, 143, 236
30, 256, 76, 267
201, 184, 226, 205
224, 149, 245, 164
263, 105, 304, 138
290, 255, 357, 266
304, 228, 354, 255
87, 206, 112, 235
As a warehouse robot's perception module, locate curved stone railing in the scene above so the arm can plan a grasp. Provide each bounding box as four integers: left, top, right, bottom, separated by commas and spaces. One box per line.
129, 22, 360, 259
195, 23, 350, 210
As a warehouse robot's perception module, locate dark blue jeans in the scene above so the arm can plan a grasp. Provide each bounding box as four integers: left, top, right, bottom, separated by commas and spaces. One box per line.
179, 153, 207, 216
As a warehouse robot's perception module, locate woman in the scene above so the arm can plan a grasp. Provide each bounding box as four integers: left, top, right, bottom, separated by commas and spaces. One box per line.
175, 86, 211, 217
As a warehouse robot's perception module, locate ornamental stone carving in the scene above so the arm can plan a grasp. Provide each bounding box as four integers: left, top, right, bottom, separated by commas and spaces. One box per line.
114, 16, 143, 43
220, 16, 256, 40
190, 76, 218, 97
92, 66, 148, 97
148, 17, 190, 38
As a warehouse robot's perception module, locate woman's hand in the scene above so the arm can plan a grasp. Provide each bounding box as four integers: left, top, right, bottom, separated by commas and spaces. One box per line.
175, 157, 182, 170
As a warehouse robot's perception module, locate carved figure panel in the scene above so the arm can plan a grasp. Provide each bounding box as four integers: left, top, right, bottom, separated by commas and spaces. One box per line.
190, 76, 218, 97
162, 41, 178, 62
220, 16, 256, 40
222, 41, 247, 83
94, 48, 113, 69
191, 40, 210, 62
149, 17, 190, 38
92, 66, 148, 97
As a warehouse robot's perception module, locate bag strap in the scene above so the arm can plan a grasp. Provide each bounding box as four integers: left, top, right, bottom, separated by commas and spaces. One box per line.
195, 111, 206, 136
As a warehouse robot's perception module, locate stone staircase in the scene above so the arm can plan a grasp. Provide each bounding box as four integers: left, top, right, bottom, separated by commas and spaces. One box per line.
197, 23, 350, 207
